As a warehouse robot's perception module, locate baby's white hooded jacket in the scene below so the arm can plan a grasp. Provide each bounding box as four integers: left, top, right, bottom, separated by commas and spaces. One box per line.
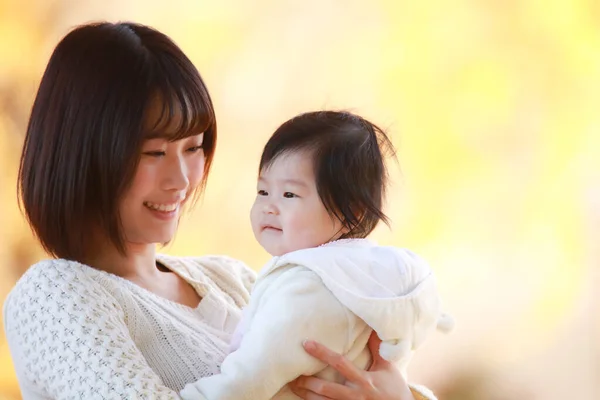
182, 239, 453, 400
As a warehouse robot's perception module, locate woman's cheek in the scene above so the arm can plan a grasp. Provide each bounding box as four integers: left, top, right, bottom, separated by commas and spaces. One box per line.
129, 161, 156, 192
189, 154, 206, 186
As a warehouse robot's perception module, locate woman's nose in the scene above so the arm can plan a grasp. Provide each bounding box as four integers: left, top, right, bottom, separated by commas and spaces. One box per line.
164, 156, 190, 192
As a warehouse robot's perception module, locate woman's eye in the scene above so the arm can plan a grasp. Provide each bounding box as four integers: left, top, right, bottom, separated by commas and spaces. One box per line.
257, 190, 268, 196
187, 145, 203, 153
143, 150, 166, 157
283, 192, 297, 198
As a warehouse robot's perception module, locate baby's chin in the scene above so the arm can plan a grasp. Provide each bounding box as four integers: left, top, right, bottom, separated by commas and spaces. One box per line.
263, 246, 287, 257
261, 241, 294, 257
262, 242, 326, 257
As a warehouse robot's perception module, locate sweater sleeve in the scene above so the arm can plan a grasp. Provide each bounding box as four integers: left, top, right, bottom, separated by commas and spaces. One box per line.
3, 260, 182, 399
180, 267, 354, 400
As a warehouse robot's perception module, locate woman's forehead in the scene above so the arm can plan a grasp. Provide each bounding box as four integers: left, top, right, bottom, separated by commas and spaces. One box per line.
143, 96, 182, 134
142, 94, 205, 140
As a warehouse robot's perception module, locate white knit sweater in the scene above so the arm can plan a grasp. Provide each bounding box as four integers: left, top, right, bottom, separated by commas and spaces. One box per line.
3, 253, 437, 400
3, 254, 255, 399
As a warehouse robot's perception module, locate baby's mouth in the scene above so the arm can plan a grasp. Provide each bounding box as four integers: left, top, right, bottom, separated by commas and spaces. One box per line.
262, 225, 282, 232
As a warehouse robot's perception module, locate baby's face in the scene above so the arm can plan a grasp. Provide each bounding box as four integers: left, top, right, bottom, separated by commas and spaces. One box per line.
250, 151, 343, 256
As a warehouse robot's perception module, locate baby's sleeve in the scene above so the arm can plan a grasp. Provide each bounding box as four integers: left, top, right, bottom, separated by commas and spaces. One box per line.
3, 261, 182, 399
181, 267, 353, 400
410, 384, 439, 400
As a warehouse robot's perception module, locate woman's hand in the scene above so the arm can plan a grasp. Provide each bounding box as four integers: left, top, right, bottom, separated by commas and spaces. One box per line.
289, 332, 416, 400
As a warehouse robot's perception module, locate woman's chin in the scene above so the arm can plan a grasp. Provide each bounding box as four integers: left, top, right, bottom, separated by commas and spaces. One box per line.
128, 231, 176, 248
155, 233, 176, 245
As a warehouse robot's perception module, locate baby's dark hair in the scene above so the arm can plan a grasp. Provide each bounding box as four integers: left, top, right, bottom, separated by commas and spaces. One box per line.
259, 110, 396, 239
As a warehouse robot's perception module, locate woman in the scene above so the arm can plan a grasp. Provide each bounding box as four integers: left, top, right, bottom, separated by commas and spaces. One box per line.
3, 22, 435, 400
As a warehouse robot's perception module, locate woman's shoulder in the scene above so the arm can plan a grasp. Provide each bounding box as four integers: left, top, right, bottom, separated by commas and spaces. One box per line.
200, 255, 256, 283
160, 254, 255, 284
158, 254, 257, 306
7, 259, 96, 294
3, 258, 118, 319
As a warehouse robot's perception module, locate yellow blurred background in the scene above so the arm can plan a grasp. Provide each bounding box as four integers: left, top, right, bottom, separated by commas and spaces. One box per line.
0, 0, 598, 399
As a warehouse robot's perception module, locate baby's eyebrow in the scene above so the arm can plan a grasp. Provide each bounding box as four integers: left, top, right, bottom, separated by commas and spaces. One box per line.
281, 179, 308, 187
257, 177, 309, 187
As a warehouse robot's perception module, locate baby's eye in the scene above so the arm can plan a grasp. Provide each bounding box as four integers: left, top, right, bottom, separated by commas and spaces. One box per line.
283, 192, 297, 198
257, 190, 268, 196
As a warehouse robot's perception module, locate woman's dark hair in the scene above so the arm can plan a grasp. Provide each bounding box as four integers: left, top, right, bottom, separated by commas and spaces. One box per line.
18, 22, 216, 261
259, 111, 396, 239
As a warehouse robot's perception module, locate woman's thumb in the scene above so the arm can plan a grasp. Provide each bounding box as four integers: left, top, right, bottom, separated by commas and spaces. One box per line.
367, 331, 392, 371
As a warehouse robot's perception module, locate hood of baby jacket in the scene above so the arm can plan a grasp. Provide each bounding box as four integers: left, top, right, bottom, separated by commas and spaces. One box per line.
257, 239, 453, 363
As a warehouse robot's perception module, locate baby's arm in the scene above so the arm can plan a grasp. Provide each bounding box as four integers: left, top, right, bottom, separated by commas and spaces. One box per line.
181, 267, 354, 400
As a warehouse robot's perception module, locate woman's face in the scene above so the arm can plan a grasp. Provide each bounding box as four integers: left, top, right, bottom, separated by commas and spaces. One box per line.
118, 105, 205, 247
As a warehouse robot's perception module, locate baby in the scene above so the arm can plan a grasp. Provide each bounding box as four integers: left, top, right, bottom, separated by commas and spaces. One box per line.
182, 111, 453, 400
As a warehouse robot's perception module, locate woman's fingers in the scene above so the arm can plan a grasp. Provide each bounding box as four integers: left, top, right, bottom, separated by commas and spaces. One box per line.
289, 376, 316, 399
288, 381, 309, 399
293, 375, 356, 400
296, 336, 417, 400
304, 393, 333, 400
367, 330, 392, 371
302, 340, 368, 385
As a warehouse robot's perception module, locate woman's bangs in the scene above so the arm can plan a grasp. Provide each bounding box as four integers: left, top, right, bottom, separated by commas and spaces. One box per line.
146, 85, 211, 140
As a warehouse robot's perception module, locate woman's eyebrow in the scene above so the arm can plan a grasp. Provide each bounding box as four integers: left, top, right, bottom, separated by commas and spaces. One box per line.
143, 132, 204, 140
144, 132, 172, 140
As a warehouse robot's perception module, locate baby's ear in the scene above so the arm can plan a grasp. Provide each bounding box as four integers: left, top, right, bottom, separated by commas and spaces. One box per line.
338, 208, 366, 237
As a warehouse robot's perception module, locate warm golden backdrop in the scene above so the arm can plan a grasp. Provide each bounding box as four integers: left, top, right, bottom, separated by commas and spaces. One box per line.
0, 1, 598, 399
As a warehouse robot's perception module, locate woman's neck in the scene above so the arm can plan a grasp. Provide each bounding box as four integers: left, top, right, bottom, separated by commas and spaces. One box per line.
84, 242, 161, 281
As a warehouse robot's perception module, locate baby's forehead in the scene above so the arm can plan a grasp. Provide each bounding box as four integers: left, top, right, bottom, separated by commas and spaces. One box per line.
261, 151, 314, 173
259, 155, 316, 185
269, 148, 313, 164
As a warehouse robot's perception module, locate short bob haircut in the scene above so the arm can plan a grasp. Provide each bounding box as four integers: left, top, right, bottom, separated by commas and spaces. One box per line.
18, 22, 216, 261
259, 111, 396, 239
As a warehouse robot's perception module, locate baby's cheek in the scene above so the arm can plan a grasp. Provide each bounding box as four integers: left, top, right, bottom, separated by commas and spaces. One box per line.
294, 229, 323, 250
